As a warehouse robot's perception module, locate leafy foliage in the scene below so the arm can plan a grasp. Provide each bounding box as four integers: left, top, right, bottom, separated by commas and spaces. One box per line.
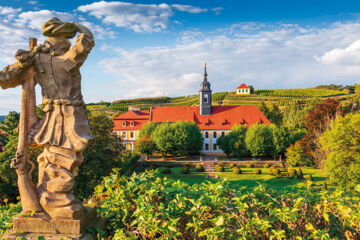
259, 102, 283, 125
0, 202, 21, 236
270, 125, 290, 158
74, 111, 139, 200
321, 113, 360, 190
255, 88, 345, 98
135, 136, 157, 160
285, 142, 312, 167
245, 124, 274, 157
92, 170, 360, 239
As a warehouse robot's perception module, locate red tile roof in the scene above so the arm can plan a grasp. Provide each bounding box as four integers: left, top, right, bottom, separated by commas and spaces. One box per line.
236, 84, 249, 89
150, 106, 270, 130
113, 110, 150, 130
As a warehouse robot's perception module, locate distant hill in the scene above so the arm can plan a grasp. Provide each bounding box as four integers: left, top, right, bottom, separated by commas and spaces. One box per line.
87, 88, 352, 114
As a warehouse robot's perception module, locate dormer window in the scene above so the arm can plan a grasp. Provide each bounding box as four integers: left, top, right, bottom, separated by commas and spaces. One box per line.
130, 121, 134, 127
122, 121, 126, 127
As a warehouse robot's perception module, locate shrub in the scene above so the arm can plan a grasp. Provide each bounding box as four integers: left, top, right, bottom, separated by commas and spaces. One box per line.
229, 163, 236, 168
254, 169, 262, 175
264, 163, 271, 168
161, 167, 171, 174
182, 165, 190, 174
233, 167, 242, 174
287, 168, 297, 178
270, 167, 281, 176
195, 164, 205, 172
91, 170, 360, 239
308, 175, 313, 182
246, 163, 255, 168
215, 164, 225, 172
297, 168, 304, 179
323, 181, 328, 191
285, 142, 312, 167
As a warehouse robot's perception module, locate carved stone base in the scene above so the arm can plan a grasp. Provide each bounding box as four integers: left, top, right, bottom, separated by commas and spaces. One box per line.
2, 207, 105, 240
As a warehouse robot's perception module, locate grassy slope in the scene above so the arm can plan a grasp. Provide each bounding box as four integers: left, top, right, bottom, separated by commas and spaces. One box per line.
88, 88, 353, 113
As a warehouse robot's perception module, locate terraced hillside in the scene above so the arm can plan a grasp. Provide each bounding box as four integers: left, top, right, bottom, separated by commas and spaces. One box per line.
87, 88, 352, 114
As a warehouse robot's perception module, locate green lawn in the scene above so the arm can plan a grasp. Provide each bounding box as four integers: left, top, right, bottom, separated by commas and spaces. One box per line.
158, 167, 328, 191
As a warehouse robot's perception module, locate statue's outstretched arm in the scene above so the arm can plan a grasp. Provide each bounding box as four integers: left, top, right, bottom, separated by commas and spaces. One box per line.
65, 22, 95, 67
0, 50, 36, 89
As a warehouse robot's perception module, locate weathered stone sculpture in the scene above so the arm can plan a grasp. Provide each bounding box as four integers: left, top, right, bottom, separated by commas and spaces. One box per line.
0, 18, 96, 238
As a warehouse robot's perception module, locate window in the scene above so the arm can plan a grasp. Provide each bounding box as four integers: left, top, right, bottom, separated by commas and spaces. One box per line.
221, 131, 225, 137
122, 121, 126, 127
213, 144, 217, 150
205, 132, 209, 138
204, 93, 208, 103
205, 143, 209, 150
213, 132, 217, 138
122, 132, 126, 138
130, 121, 134, 127
130, 132, 134, 138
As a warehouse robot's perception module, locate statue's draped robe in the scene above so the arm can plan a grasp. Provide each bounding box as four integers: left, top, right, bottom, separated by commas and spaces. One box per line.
0, 32, 94, 219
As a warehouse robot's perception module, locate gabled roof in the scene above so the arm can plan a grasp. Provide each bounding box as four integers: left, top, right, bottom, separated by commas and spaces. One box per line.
236, 84, 249, 89
113, 110, 150, 120
113, 110, 150, 131
150, 105, 270, 130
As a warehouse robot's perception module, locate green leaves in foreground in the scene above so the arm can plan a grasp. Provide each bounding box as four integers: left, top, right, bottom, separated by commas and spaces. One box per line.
91, 170, 360, 240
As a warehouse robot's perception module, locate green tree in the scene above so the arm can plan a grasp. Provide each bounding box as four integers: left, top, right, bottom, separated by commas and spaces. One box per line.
138, 122, 158, 138
216, 135, 233, 157
174, 121, 203, 155
270, 125, 290, 158
135, 136, 157, 160
74, 111, 138, 200
230, 125, 247, 159
355, 84, 360, 95
245, 124, 274, 157
259, 102, 283, 125
0, 111, 19, 137
320, 113, 360, 190
152, 122, 177, 157
285, 142, 312, 167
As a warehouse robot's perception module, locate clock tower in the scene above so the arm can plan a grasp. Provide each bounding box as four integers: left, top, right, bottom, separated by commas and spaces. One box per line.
200, 63, 212, 115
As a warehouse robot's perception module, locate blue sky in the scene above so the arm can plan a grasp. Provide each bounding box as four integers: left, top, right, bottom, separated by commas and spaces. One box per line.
1, 1, 360, 114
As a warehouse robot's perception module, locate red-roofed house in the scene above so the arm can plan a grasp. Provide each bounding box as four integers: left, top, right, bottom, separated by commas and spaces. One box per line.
113, 106, 150, 150
112, 65, 270, 154
236, 84, 250, 95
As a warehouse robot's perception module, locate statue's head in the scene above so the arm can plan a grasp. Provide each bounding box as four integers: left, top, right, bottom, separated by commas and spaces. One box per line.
41, 17, 76, 56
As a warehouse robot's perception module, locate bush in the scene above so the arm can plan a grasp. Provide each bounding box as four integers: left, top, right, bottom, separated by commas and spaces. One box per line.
246, 163, 255, 168
287, 168, 297, 178
308, 175, 313, 182
270, 167, 281, 176
215, 164, 225, 172
264, 163, 271, 168
323, 181, 328, 191
297, 168, 304, 179
254, 169, 262, 175
229, 163, 236, 168
182, 165, 190, 174
195, 164, 205, 172
285, 142, 312, 167
161, 167, 171, 174
233, 167, 242, 174
90, 170, 360, 239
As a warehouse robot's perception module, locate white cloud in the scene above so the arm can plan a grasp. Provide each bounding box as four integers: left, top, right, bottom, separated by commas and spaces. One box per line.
211, 7, 223, 15
78, 1, 207, 32
124, 87, 167, 98
171, 4, 207, 14
99, 21, 360, 99
316, 40, 360, 65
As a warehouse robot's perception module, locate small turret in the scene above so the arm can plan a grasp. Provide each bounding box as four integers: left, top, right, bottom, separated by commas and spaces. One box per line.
199, 62, 212, 115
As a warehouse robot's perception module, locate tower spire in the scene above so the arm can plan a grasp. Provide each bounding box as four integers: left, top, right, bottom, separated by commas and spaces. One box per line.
204, 61, 208, 81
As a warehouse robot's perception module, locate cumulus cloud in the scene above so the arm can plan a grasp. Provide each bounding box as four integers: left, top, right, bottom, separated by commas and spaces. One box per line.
78, 1, 207, 32
99, 21, 360, 99
124, 87, 167, 98
211, 7, 223, 15
316, 40, 360, 65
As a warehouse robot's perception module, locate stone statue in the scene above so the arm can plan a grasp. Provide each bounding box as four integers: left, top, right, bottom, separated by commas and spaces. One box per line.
0, 17, 94, 222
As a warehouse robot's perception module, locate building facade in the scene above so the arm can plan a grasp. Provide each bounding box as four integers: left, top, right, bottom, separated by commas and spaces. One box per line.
236, 84, 251, 95
113, 65, 270, 154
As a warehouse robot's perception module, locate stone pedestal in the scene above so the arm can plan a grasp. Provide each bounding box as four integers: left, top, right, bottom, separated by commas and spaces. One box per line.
2, 207, 106, 240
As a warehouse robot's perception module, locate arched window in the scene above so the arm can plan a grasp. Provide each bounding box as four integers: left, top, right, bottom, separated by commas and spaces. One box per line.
122, 121, 126, 127
130, 121, 134, 127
